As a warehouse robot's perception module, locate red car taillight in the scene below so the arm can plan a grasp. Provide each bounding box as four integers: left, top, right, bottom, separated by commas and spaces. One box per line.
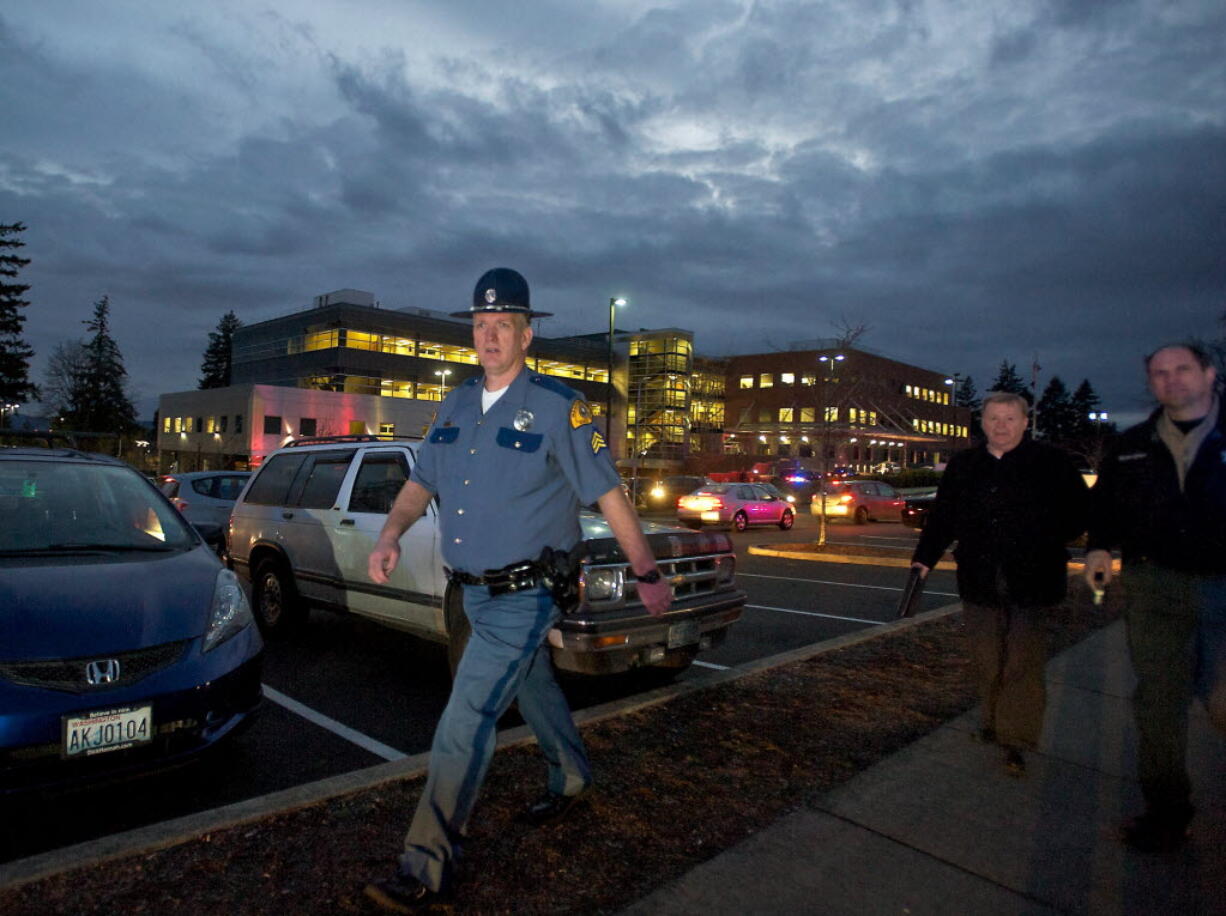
680, 495, 723, 511
171, 498, 188, 512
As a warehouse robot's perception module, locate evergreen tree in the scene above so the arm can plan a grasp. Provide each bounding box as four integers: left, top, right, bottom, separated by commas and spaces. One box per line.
1035, 376, 1077, 442
989, 360, 1033, 403
954, 375, 980, 410
199, 310, 242, 389
1069, 378, 1102, 438
64, 296, 137, 433
0, 222, 37, 420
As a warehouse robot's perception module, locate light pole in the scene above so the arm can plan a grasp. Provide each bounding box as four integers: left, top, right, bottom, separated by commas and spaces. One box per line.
944, 373, 962, 462
434, 369, 452, 398
606, 296, 627, 438
815, 352, 844, 547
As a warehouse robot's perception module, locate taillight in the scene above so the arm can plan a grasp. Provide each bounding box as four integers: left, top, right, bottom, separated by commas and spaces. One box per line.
172, 498, 188, 512
839, 494, 853, 504
680, 495, 723, 511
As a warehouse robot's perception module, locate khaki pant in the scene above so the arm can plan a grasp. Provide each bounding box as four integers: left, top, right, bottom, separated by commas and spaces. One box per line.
1122, 562, 1226, 816
962, 602, 1049, 750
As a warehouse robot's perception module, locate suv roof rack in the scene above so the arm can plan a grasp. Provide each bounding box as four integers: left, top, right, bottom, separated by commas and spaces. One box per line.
284, 434, 420, 448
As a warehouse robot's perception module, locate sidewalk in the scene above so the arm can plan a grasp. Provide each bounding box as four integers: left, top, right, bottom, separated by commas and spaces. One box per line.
623, 620, 1226, 915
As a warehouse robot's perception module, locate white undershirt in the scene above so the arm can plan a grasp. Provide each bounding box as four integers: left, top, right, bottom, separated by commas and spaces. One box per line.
481, 384, 509, 413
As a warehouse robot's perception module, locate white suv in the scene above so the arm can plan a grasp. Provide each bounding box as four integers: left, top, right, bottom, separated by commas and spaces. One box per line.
228, 436, 745, 677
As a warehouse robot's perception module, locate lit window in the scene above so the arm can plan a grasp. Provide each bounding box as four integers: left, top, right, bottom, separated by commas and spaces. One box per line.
759, 373, 773, 388
824, 406, 838, 422
162, 416, 171, 433
184, 417, 195, 433
740, 376, 754, 389
799, 407, 815, 423
801, 374, 816, 386
379, 422, 395, 435
780, 373, 795, 385
778, 407, 794, 422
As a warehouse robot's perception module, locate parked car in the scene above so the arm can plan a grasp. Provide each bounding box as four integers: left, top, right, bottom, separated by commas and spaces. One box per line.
810, 479, 904, 524
159, 471, 252, 528
901, 490, 937, 529
227, 437, 745, 676
0, 448, 263, 794
677, 482, 796, 532
640, 475, 710, 512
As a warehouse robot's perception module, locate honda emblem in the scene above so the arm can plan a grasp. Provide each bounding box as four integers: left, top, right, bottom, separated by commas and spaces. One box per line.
85, 658, 121, 686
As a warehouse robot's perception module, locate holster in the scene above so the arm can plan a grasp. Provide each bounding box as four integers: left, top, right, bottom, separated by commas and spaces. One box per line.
536, 543, 586, 613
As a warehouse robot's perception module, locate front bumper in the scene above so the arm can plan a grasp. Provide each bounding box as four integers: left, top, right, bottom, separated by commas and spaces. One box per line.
548, 592, 745, 675
0, 643, 264, 796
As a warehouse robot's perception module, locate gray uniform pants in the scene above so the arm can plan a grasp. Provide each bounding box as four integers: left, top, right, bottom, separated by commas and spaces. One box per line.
962, 602, 1049, 750
399, 584, 591, 891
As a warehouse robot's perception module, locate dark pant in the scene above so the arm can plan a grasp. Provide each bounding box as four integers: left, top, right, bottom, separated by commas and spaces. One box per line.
1122, 562, 1226, 818
962, 602, 1049, 750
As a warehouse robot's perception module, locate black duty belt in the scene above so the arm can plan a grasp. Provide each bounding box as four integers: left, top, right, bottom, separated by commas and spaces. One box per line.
447, 560, 543, 593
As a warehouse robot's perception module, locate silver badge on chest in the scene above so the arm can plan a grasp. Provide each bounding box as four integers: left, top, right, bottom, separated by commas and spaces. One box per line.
513, 409, 535, 432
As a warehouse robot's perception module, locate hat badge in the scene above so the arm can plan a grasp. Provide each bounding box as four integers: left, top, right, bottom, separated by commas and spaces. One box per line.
484, 288, 498, 304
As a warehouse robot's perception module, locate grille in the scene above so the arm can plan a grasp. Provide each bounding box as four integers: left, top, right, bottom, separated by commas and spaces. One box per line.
0, 640, 190, 693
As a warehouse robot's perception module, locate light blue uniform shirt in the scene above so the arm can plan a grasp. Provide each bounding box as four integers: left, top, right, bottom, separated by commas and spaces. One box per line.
411, 366, 621, 575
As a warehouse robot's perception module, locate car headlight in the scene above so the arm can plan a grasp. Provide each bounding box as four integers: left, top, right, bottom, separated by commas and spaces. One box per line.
204, 568, 255, 652
650, 486, 665, 500
582, 566, 625, 603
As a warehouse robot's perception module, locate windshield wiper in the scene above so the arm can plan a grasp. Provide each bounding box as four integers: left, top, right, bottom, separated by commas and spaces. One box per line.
3, 542, 181, 555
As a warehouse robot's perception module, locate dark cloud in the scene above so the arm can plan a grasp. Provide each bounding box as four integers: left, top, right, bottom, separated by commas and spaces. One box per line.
0, 1, 1222, 427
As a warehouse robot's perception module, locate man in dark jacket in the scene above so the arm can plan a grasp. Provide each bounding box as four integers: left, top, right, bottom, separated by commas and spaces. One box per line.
1084, 342, 1226, 853
913, 391, 1089, 775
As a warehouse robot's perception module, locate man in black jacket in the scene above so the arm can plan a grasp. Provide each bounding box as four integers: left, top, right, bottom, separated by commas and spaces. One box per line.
1085, 342, 1226, 853
913, 391, 1089, 775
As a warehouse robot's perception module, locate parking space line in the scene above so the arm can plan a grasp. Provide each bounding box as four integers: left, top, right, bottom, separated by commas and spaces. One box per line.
692, 659, 730, 670
737, 571, 958, 598
262, 685, 407, 762
746, 604, 887, 625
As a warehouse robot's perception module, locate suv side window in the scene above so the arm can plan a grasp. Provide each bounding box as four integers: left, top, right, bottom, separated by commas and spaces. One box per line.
244, 453, 309, 506
348, 452, 410, 514
295, 450, 356, 509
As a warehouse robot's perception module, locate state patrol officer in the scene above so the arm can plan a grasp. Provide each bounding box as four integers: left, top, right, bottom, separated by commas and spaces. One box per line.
365, 267, 672, 912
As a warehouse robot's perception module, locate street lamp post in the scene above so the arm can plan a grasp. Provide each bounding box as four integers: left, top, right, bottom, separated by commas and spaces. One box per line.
815, 353, 844, 547
606, 297, 627, 438
944, 373, 962, 462
434, 369, 452, 398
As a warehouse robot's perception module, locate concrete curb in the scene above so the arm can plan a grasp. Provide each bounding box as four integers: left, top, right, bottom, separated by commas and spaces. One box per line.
746, 544, 1107, 576
0, 602, 962, 892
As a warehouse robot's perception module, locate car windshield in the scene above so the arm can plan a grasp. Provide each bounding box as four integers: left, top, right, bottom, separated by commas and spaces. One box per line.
0, 460, 196, 555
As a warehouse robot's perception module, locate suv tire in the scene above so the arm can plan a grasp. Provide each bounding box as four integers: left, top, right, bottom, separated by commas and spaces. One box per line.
252, 557, 304, 636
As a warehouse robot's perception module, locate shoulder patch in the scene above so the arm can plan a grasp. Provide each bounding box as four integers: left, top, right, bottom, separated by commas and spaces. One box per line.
528, 373, 578, 401
569, 398, 594, 429
590, 429, 608, 454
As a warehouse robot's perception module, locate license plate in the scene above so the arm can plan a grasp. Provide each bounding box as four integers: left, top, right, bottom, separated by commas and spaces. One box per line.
63, 705, 153, 758
667, 620, 700, 649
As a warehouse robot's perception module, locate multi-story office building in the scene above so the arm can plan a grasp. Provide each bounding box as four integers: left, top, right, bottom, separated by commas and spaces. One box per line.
158, 291, 969, 472
720, 343, 971, 471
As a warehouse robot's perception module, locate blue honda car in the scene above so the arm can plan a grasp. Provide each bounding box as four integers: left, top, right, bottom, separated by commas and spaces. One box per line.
0, 449, 263, 794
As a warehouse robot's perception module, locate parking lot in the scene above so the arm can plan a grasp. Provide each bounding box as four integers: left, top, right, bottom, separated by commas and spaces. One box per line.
1, 512, 956, 865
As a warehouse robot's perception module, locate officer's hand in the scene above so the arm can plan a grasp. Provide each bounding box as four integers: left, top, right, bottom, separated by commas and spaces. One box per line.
368, 540, 401, 585
1084, 549, 1113, 589
911, 561, 930, 579
638, 577, 672, 617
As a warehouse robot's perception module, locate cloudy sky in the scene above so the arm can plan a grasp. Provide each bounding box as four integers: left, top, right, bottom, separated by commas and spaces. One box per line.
2, 0, 1223, 424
